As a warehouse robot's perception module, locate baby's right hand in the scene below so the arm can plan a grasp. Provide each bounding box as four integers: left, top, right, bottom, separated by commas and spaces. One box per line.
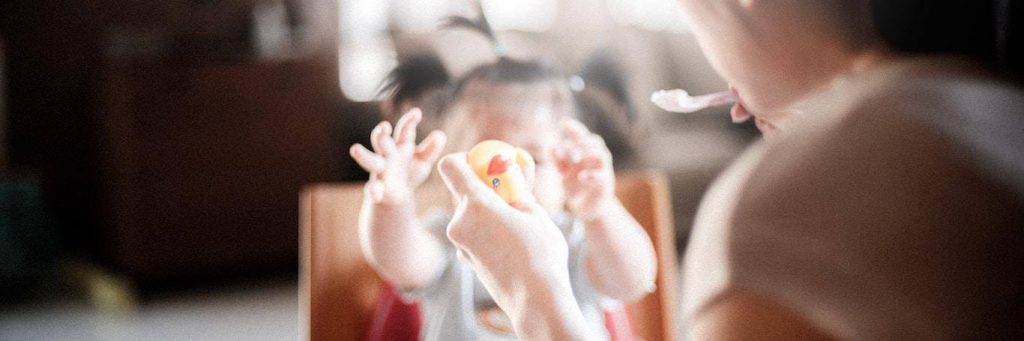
350, 108, 447, 204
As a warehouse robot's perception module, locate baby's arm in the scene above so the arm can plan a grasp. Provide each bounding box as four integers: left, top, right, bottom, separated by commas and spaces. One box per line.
555, 119, 657, 302
579, 200, 657, 302
358, 192, 442, 290
351, 109, 448, 290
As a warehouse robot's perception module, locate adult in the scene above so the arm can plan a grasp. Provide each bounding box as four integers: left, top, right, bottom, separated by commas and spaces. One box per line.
436, 0, 1024, 339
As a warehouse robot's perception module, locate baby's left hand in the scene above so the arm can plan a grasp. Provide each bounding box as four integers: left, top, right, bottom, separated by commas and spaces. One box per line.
554, 118, 617, 222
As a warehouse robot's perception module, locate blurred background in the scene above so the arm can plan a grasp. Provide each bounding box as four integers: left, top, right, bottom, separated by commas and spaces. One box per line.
0, 0, 757, 339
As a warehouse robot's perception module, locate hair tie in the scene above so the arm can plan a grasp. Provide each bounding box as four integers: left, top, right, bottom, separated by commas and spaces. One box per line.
493, 42, 508, 58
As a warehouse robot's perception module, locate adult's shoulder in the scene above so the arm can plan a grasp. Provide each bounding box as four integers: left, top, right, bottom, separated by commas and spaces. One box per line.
737, 61, 1024, 237
739, 57, 1024, 219
738, 81, 969, 224
713, 65, 1024, 339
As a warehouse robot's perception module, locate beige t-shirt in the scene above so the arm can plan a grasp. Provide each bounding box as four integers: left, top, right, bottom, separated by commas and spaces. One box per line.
683, 58, 1024, 340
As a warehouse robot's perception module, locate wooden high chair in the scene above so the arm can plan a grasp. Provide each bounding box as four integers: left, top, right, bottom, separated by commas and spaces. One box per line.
299, 171, 678, 341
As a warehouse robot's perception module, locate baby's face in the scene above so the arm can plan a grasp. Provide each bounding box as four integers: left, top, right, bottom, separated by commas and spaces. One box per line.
461, 109, 566, 213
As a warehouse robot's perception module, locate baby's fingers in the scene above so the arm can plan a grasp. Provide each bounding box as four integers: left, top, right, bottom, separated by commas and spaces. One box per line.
553, 143, 602, 169
551, 146, 572, 172
561, 118, 594, 146
394, 108, 422, 145
561, 118, 611, 153
575, 155, 605, 171
415, 130, 448, 163
350, 144, 386, 174
367, 179, 386, 203
577, 169, 607, 182
370, 121, 396, 156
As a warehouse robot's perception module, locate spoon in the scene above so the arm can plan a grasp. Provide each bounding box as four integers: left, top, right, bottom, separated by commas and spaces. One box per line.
650, 89, 737, 113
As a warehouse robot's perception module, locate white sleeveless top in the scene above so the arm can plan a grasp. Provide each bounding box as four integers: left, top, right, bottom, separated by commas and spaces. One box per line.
683, 57, 1024, 340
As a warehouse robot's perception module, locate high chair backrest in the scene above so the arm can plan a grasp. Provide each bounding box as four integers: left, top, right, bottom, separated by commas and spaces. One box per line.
299, 170, 678, 341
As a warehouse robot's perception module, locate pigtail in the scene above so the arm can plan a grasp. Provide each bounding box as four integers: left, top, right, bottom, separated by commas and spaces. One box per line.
442, 2, 507, 59
377, 51, 452, 120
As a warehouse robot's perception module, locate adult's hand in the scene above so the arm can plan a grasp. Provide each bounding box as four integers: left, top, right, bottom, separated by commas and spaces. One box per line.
437, 153, 592, 340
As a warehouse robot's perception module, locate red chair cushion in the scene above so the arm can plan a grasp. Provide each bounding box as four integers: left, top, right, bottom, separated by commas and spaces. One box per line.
365, 283, 421, 341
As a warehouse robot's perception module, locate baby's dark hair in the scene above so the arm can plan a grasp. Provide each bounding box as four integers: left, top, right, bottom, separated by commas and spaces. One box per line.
377, 9, 573, 131
574, 50, 638, 168
379, 53, 449, 112
377, 52, 451, 123
453, 58, 565, 96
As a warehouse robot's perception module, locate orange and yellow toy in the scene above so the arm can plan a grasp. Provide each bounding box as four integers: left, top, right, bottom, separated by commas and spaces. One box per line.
467, 140, 535, 204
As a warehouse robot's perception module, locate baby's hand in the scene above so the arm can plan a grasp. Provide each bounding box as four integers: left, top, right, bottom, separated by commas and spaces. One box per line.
350, 108, 447, 204
553, 118, 616, 222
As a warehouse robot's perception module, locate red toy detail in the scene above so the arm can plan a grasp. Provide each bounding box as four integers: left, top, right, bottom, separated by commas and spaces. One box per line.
486, 154, 511, 176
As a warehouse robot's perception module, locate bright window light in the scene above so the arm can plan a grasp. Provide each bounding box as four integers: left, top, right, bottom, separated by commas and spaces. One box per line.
481, 0, 557, 32
606, 0, 690, 32
392, 0, 450, 33
340, 38, 397, 102
338, 0, 560, 101
339, 0, 397, 102
339, 0, 390, 40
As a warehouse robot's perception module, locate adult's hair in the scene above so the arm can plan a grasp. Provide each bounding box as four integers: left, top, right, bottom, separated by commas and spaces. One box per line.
871, 0, 1024, 78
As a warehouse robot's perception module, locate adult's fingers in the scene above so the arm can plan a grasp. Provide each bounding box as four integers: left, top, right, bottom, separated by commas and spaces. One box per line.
508, 188, 545, 218
415, 130, 448, 162
394, 108, 422, 145
437, 153, 498, 203
349, 144, 386, 174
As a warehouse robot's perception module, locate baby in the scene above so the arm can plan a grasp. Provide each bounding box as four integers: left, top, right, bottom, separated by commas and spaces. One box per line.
349, 20, 656, 341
